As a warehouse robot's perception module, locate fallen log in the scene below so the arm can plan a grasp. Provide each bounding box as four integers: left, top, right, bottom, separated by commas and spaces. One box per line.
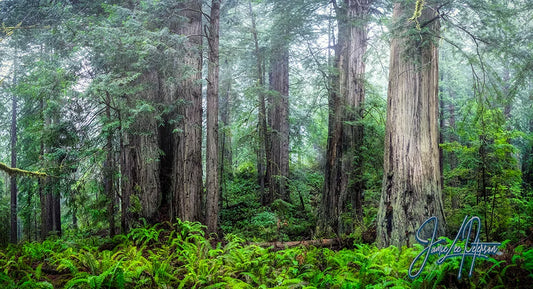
254, 238, 341, 250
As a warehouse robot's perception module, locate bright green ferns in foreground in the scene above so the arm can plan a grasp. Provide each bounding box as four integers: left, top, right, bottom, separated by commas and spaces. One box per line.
0, 220, 532, 288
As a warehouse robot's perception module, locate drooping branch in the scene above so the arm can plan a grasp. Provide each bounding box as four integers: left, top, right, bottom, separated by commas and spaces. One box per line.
0, 162, 47, 178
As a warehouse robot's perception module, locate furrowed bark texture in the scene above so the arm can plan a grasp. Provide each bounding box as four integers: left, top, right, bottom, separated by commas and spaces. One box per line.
206, 0, 221, 234
376, 2, 446, 248
268, 45, 290, 202
118, 1, 204, 229
171, 0, 203, 222
320, 0, 370, 236
124, 70, 162, 226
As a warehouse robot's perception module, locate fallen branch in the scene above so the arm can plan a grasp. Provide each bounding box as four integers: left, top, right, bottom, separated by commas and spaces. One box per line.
0, 161, 47, 178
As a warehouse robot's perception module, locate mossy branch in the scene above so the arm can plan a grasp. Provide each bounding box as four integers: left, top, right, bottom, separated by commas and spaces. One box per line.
0, 162, 47, 178
408, 0, 426, 30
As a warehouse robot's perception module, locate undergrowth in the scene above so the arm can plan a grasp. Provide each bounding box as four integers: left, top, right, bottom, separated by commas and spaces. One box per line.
1, 219, 532, 288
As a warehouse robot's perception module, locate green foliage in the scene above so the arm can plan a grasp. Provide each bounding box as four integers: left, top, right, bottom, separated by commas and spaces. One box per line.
0, 193, 9, 246
442, 97, 524, 241
2, 219, 531, 288
220, 164, 320, 242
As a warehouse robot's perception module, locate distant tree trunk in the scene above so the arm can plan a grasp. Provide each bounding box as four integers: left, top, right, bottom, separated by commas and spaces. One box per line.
104, 92, 116, 237
319, 0, 371, 236
119, 110, 131, 233
268, 44, 290, 202
447, 90, 460, 209
10, 87, 18, 244
171, 0, 203, 222
206, 0, 221, 234
41, 103, 62, 239
25, 183, 32, 241
72, 194, 78, 230
220, 61, 233, 209
220, 72, 233, 169
524, 117, 533, 188
249, 0, 270, 205
38, 100, 45, 238
439, 73, 445, 191
502, 68, 511, 120
376, 2, 445, 248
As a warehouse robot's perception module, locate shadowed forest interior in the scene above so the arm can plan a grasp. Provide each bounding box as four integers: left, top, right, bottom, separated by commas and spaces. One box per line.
0, 0, 532, 288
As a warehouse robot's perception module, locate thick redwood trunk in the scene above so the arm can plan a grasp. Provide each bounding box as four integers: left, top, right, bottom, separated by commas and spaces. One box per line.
320, 0, 370, 236
171, 0, 203, 222
339, 0, 368, 225
206, 0, 221, 234
376, 2, 445, 248
118, 1, 203, 228
268, 45, 290, 202
121, 71, 162, 227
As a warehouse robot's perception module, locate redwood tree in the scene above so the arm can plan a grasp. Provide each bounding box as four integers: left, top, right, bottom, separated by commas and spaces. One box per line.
171, 0, 204, 222
248, 0, 270, 205
319, 0, 371, 236
268, 43, 290, 203
376, 1, 446, 248
206, 0, 221, 234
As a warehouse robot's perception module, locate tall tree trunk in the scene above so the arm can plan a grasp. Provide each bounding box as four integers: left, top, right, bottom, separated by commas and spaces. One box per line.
249, 0, 270, 205
447, 90, 460, 209
524, 117, 533, 188
376, 2, 445, 248
268, 44, 290, 202
502, 68, 511, 120
104, 92, 116, 237
206, 0, 221, 234
319, 0, 371, 236
41, 104, 62, 239
10, 86, 18, 244
171, 0, 203, 222
122, 72, 162, 226
38, 99, 45, 239
117, 2, 204, 228
320, 4, 343, 235
25, 182, 32, 241
340, 0, 368, 226
119, 110, 132, 233
220, 61, 233, 209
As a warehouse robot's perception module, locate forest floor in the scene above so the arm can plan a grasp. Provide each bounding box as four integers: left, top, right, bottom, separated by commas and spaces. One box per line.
1, 220, 532, 288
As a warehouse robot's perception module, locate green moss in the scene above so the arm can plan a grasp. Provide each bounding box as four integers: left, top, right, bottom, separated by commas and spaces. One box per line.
0, 162, 47, 178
